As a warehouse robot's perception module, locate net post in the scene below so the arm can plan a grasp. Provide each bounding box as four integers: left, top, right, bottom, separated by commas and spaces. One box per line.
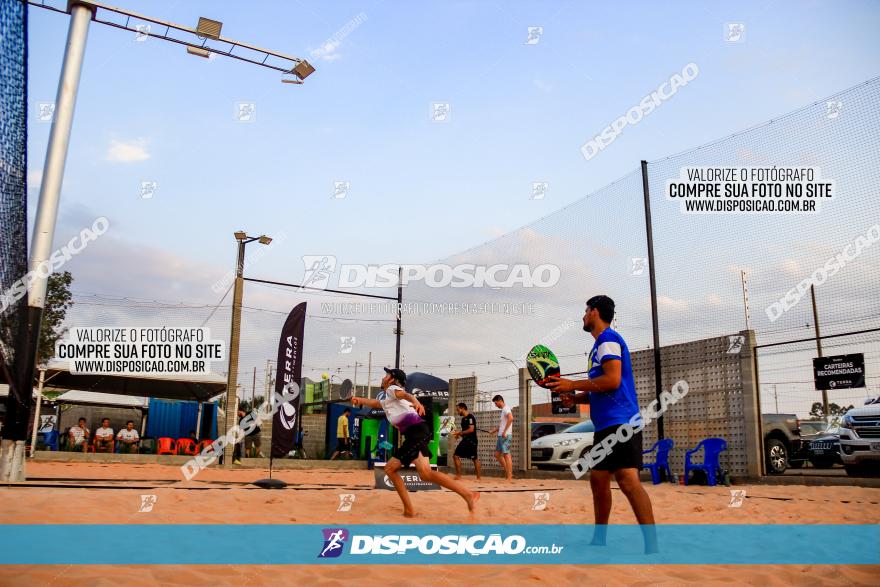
641, 160, 664, 440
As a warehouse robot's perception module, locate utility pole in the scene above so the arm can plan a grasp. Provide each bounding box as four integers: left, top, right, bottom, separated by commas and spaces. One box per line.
640, 161, 664, 439
367, 352, 372, 398
741, 270, 751, 331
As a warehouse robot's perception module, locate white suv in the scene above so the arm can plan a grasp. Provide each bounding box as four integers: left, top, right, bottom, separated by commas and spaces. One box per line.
839, 396, 880, 476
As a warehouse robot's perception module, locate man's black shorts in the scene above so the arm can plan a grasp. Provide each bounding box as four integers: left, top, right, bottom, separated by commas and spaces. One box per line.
393, 421, 433, 467
454, 439, 478, 460
336, 437, 350, 451
591, 425, 643, 471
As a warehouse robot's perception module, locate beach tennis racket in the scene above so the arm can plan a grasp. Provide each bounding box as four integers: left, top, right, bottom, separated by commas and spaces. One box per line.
526, 344, 561, 388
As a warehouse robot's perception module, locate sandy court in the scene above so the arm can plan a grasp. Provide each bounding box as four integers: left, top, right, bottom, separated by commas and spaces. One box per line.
0, 462, 878, 585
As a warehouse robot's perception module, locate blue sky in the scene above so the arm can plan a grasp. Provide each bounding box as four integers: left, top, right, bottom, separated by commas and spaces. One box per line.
25, 0, 880, 412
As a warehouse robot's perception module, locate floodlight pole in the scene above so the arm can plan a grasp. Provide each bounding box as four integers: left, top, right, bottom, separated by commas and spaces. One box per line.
7, 3, 92, 484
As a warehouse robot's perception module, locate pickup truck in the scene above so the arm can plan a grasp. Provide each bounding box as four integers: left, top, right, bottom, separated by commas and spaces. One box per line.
762, 413, 803, 474
839, 397, 880, 476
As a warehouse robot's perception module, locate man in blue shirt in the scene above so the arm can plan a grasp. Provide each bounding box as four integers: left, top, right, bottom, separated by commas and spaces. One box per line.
547, 295, 656, 550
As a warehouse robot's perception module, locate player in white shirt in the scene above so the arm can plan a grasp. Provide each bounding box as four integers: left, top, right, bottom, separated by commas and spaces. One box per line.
116, 421, 140, 454
352, 367, 479, 517
68, 418, 90, 453
94, 418, 115, 453
492, 395, 514, 480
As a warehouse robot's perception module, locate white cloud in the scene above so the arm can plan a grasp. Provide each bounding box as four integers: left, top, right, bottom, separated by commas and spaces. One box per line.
105, 138, 150, 163
657, 295, 688, 312
310, 40, 342, 61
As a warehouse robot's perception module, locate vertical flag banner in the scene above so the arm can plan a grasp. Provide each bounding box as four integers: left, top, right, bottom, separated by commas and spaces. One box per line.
271, 302, 306, 457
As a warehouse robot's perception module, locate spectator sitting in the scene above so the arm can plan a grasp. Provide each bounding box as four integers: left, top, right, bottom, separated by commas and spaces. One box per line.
68, 418, 90, 453
94, 418, 115, 453
116, 421, 140, 454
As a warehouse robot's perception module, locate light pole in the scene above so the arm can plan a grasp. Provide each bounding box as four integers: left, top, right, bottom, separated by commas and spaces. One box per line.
223, 231, 272, 467
18, 0, 314, 482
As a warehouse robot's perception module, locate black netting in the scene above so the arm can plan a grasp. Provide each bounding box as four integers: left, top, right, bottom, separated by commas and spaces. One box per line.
0, 0, 29, 401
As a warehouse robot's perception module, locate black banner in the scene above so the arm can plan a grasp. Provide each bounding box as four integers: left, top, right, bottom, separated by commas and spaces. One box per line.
813, 354, 865, 390
270, 302, 306, 458
373, 462, 440, 491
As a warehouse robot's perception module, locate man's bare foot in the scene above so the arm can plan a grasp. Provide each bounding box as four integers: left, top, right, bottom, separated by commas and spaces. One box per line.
403, 509, 417, 518
466, 491, 481, 513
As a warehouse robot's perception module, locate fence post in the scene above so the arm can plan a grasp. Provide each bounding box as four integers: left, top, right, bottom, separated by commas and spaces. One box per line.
640, 160, 664, 440
740, 329, 763, 477
518, 367, 532, 472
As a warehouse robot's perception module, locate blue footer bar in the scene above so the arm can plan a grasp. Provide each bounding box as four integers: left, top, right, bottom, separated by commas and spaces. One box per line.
0, 524, 877, 564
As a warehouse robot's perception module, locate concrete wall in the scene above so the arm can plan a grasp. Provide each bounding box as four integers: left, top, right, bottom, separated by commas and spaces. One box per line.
448, 371, 531, 475
633, 330, 761, 477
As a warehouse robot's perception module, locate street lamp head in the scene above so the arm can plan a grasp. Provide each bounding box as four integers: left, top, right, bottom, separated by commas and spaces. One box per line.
234, 230, 247, 240
258, 235, 272, 245
293, 59, 315, 80
196, 17, 223, 40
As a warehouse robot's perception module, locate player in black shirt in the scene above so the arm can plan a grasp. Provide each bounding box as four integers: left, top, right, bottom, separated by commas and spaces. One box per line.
452, 402, 482, 480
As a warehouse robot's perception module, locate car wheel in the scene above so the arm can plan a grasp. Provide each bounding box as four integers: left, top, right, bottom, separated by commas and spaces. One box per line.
765, 439, 788, 474
810, 458, 835, 469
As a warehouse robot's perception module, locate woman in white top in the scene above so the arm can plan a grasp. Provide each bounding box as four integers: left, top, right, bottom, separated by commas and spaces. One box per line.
352, 367, 479, 517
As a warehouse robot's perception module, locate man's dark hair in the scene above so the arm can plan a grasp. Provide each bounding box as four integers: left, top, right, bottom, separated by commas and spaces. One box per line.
102, 417, 109, 423
343, 408, 350, 414
456, 402, 468, 410
492, 395, 504, 403
78, 417, 86, 423
126, 420, 134, 425
587, 295, 615, 323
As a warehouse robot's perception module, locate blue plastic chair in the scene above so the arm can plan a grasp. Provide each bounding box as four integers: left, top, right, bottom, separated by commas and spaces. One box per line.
36, 431, 59, 451
684, 437, 728, 486
642, 438, 674, 484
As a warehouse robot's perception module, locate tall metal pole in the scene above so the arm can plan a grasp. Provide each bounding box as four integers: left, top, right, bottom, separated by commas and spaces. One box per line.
811, 285, 829, 416
395, 267, 403, 369
640, 161, 664, 439
10, 3, 91, 455
223, 240, 246, 466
